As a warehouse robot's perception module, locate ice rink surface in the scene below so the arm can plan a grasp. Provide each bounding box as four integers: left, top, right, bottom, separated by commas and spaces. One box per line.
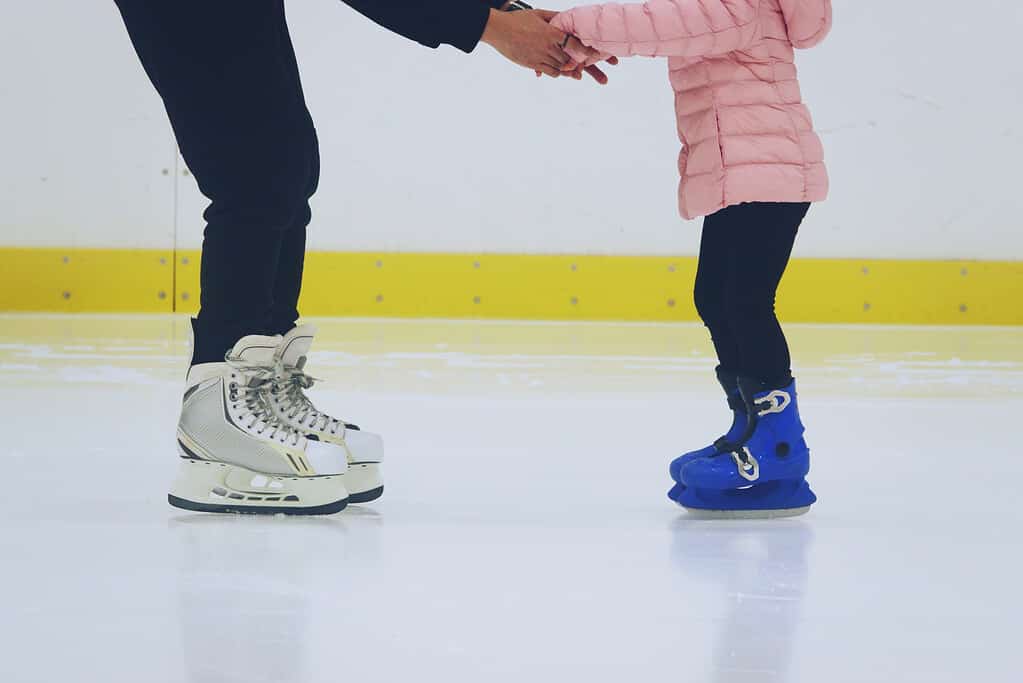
1, 314, 1020, 683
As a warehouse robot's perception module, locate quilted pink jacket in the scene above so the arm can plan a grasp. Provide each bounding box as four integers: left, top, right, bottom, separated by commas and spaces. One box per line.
552, 0, 832, 219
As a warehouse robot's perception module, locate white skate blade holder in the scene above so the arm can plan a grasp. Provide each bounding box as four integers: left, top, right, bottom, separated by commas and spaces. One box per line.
680, 505, 813, 520
169, 457, 349, 515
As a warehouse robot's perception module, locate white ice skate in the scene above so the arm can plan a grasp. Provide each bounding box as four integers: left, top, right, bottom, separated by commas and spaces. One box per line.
169, 334, 350, 515
270, 325, 384, 503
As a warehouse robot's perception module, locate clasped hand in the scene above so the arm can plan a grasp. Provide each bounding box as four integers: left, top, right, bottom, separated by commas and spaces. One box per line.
481, 7, 618, 84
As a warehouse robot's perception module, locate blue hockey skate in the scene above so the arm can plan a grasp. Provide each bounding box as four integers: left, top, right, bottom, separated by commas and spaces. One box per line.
677, 377, 816, 518
667, 368, 747, 503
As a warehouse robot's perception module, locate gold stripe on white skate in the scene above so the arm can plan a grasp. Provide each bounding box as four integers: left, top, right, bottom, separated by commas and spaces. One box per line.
177, 426, 313, 478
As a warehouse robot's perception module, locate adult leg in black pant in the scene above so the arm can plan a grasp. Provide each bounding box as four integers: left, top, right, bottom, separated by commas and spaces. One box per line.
115, 0, 318, 364
118, 0, 353, 515
270, 211, 310, 337
268, 14, 319, 337
268, 115, 318, 337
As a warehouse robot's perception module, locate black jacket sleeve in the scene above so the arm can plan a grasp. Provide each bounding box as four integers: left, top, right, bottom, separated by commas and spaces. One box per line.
342, 1, 503, 54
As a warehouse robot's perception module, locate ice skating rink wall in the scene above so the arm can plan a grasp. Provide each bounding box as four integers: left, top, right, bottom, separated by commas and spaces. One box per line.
1, 2, 1021, 323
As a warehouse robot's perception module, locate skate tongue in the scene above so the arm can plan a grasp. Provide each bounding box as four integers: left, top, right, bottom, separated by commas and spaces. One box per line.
230, 335, 283, 365
277, 324, 317, 368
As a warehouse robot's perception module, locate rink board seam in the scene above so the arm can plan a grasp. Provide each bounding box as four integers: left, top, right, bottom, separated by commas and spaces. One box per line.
0, 247, 1020, 325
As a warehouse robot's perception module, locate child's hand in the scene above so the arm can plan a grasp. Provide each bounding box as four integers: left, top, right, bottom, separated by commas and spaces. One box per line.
564, 53, 619, 85
537, 51, 618, 84
531, 10, 617, 84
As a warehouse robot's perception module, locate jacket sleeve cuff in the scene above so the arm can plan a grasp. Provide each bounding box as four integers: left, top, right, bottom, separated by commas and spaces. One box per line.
436, 2, 492, 54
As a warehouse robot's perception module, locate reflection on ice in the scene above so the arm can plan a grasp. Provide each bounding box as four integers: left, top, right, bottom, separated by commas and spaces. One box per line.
671, 521, 812, 683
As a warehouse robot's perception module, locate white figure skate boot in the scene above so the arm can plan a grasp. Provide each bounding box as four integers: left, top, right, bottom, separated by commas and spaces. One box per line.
270, 325, 384, 503
169, 334, 350, 514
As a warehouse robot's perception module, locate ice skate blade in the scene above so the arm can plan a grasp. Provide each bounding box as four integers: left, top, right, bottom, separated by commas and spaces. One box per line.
168, 494, 348, 516
680, 504, 812, 520
348, 485, 384, 504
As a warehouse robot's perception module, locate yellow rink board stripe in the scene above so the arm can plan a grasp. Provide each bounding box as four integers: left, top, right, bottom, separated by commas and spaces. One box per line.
0, 247, 1020, 325
0, 248, 176, 314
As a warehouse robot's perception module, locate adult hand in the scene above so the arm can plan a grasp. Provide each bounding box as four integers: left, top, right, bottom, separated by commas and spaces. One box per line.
480, 8, 572, 78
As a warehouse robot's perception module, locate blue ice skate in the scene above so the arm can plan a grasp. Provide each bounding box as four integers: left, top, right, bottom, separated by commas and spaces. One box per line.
677, 377, 816, 518
667, 368, 747, 503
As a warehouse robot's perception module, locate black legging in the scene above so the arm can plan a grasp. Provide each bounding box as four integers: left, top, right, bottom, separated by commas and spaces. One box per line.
693, 202, 810, 388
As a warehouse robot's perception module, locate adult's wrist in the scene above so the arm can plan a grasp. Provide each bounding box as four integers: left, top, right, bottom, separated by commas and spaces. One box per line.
480, 8, 505, 46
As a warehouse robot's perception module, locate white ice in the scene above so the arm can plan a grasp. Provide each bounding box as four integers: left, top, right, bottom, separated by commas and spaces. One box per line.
1, 315, 1021, 683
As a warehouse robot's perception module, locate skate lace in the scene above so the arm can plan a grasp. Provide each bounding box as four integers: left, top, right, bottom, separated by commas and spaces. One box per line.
224, 355, 303, 447
272, 366, 347, 438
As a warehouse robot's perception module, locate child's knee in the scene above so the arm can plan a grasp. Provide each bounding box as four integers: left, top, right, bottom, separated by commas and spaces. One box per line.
725, 290, 777, 326
694, 280, 727, 325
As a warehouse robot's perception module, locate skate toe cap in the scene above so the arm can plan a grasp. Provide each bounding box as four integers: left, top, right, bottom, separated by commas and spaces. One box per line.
345, 429, 384, 464
305, 440, 349, 475
669, 445, 716, 482
679, 454, 745, 488
667, 482, 685, 503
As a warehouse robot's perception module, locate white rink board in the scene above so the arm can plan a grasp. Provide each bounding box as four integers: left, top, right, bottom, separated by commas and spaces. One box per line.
2, 2, 1022, 260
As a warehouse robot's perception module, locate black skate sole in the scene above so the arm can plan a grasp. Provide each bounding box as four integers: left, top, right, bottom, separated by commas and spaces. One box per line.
168, 494, 348, 516
347, 485, 384, 504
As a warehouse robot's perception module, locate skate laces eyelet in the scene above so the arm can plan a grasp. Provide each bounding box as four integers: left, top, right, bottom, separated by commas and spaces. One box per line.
755, 390, 791, 417
730, 447, 760, 482
222, 354, 307, 443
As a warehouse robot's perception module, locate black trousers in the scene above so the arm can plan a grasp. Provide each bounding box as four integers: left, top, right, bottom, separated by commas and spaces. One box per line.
115, 0, 318, 364
694, 202, 810, 388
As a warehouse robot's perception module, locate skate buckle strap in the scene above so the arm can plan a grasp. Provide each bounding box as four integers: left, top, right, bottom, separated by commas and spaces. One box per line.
754, 390, 791, 417
731, 447, 760, 482
713, 382, 790, 483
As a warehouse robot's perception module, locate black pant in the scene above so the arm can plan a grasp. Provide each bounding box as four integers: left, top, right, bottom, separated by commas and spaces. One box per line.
115, 0, 318, 364
694, 202, 810, 388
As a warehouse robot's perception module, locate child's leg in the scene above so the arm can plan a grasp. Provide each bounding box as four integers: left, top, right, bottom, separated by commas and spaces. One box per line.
668, 209, 751, 497
676, 202, 815, 518
720, 202, 810, 387
693, 210, 742, 374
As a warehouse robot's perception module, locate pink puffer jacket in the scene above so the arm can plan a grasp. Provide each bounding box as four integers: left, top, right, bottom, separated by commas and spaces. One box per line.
552, 0, 832, 219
